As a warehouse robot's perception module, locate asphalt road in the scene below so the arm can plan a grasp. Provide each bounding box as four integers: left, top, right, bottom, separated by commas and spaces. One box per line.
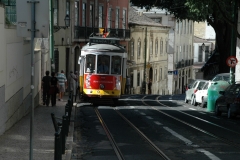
71, 94, 240, 160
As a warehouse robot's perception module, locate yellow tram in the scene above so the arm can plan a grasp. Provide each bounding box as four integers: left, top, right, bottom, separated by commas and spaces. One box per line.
78, 37, 127, 104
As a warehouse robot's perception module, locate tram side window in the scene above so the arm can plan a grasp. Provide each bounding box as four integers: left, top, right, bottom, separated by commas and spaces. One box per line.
97, 55, 110, 74
85, 54, 96, 73
111, 56, 122, 74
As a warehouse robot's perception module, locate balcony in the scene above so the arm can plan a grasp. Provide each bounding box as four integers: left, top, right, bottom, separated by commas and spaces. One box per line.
175, 59, 194, 69
74, 26, 130, 40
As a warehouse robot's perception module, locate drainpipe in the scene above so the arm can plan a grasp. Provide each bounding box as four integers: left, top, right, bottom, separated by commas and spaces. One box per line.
50, 0, 55, 72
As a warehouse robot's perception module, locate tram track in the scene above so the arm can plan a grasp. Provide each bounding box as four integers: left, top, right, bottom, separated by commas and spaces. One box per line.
94, 107, 171, 160
141, 98, 240, 150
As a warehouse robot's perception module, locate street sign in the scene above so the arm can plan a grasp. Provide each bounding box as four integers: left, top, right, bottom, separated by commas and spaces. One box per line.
173, 70, 178, 78
226, 56, 238, 68
16, 0, 49, 38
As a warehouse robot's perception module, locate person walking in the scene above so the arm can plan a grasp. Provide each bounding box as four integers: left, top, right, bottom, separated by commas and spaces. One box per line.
57, 70, 67, 101
125, 76, 130, 94
75, 71, 80, 101
49, 72, 59, 107
69, 71, 77, 98
41, 70, 51, 106
148, 79, 152, 94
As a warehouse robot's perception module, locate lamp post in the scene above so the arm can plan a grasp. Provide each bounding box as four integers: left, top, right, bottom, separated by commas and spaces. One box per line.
142, 27, 147, 94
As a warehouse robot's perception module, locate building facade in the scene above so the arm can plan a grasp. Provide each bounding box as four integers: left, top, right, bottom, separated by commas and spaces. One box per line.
128, 7, 170, 94
133, 7, 194, 94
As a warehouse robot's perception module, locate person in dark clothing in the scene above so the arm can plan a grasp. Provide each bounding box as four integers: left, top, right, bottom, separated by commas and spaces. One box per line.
148, 79, 152, 94
49, 72, 59, 107
41, 70, 51, 106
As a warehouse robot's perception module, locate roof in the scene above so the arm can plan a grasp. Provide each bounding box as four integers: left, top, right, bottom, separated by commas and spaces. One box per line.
128, 7, 170, 27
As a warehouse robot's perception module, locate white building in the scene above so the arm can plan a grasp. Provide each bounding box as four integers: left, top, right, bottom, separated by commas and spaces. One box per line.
132, 6, 194, 94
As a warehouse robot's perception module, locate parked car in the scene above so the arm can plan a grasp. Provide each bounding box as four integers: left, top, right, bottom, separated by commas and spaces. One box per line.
185, 79, 207, 106
215, 83, 240, 118
195, 81, 214, 108
212, 73, 230, 82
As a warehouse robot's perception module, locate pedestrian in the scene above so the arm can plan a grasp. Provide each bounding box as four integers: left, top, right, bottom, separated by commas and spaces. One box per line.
75, 71, 80, 101
49, 72, 59, 107
98, 59, 109, 73
148, 79, 152, 94
125, 76, 130, 94
69, 71, 77, 97
41, 70, 51, 106
57, 70, 67, 101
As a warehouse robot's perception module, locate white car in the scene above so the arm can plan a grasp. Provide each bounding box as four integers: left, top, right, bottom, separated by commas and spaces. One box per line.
185, 79, 207, 106
195, 81, 214, 107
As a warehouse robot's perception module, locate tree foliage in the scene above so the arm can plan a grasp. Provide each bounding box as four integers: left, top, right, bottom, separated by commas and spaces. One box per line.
131, 0, 239, 73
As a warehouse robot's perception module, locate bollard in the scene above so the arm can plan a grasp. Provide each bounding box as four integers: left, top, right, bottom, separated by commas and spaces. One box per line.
54, 128, 62, 160
65, 104, 70, 132
61, 115, 67, 154
51, 113, 59, 132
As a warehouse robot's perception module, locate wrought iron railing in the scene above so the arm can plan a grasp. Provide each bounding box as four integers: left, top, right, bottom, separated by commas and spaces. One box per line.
74, 26, 130, 39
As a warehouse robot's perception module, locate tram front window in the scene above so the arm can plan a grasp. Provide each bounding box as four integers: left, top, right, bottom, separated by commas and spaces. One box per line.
85, 54, 96, 73
97, 55, 110, 74
111, 56, 121, 74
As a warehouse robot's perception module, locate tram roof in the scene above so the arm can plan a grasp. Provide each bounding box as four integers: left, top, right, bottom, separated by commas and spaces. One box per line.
82, 37, 126, 53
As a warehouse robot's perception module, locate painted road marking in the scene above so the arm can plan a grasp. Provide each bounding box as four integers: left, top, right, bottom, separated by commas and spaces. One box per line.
163, 127, 220, 160
154, 121, 162, 125
146, 116, 153, 119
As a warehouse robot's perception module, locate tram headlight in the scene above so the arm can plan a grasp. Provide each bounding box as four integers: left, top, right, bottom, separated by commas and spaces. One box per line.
115, 76, 121, 90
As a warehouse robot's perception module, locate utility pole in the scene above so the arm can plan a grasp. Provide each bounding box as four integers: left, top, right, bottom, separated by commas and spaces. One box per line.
50, 0, 55, 73
142, 27, 147, 94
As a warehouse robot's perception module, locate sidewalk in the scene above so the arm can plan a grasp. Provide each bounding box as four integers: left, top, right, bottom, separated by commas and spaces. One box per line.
0, 95, 75, 160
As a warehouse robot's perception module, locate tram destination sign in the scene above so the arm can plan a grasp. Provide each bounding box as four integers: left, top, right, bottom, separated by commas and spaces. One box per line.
89, 37, 120, 45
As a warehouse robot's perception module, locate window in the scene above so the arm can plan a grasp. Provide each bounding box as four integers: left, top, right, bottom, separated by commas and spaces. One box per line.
137, 39, 141, 58
160, 68, 162, 80
111, 56, 122, 74
108, 8, 112, 28
153, 17, 162, 24
122, 10, 126, 29
131, 40, 134, 56
3, 0, 16, 24
89, 4, 93, 27
99, 6, 103, 28
85, 54, 96, 73
150, 38, 153, 54
82, 3, 86, 26
154, 69, 157, 81
97, 55, 110, 74
198, 46, 203, 62
66, 0, 70, 17
137, 72, 140, 86
53, 0, 58, 25
74, 1, 79, 26
160, 39, 163, 54
115, 8, 119, 28
155, 39, 158, 55
165, 40, 168, 54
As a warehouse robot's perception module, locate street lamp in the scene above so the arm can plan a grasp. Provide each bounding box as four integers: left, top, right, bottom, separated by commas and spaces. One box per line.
53, 14, 70, 32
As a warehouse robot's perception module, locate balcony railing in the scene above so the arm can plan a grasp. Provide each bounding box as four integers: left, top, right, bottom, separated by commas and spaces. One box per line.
74, 26, 130, 39
175, 59, 194, 69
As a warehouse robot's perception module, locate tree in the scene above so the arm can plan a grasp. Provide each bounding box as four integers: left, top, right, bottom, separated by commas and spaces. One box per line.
130, 0, 239, 73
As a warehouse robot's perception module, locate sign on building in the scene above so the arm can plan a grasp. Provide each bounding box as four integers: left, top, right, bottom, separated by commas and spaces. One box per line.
16, 0, 49, 38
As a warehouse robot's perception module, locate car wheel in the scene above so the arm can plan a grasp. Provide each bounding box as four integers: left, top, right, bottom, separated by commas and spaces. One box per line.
191, 96, 197, 106
227, 107, 236, 119
200, 97, 206, 108
184, 96, 188, 103
215, 102, 221, 116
